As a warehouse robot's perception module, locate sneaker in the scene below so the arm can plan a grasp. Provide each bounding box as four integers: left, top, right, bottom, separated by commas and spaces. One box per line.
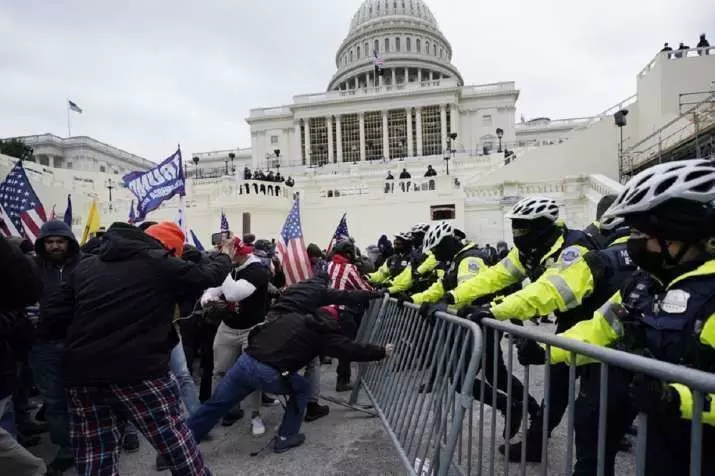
251, 416, 266, 437
122, 432, 140, 453
262, 394, 280, 407
304, 402, 330, 422
155, 454, 169, 472
335, 381, 354, 392
221, 408, 244, 426
274, 433, 306, 453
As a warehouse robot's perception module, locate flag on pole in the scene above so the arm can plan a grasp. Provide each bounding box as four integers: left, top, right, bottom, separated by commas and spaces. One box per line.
220, 211, 229, 232
50, 204, 57, 220
63, 194, 72, 227
122, 148, 185, 221
68, 100, 83, 114
128, 200, 137, 224
327, 213, 350, 252
0, 161, 47, 241
189, 229, 205, 251
373, 49, 384, 77
276, 199, 312, 286
81, 199, 101, 245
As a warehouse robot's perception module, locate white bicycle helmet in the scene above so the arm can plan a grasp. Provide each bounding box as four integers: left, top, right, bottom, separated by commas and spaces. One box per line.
422, 221, 453, 253
410, 223, 430, 234
598, 214, 624, 231
394, 232, 412, 242
505, 196, 559, 222
602, 159, 715, 219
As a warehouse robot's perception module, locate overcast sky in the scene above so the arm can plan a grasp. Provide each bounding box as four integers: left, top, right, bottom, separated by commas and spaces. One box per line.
1, 0, 713, 161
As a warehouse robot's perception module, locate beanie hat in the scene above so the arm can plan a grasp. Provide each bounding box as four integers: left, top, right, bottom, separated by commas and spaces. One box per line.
307, 243, 324, 259
233, 237, 254, 256
145, 222, 185, 258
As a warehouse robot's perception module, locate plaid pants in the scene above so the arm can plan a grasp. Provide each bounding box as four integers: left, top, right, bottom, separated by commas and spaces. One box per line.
66, 374, 210, 476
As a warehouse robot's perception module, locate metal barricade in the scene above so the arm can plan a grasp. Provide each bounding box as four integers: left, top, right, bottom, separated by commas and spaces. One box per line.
346, 298, 483, 476
473, 318, 715, 476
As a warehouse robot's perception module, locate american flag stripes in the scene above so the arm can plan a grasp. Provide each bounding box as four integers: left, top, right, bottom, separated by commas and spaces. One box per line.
276, 199, 312, 286
0, 162, 47, 242
220, 211, 229, 232
327, 213, 350, 252
68, 100, 83, 114
327, 257, 373, 292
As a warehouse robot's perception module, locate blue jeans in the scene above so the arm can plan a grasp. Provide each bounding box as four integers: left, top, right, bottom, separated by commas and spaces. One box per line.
29, 342, 72, 460
187, 354, 309, 442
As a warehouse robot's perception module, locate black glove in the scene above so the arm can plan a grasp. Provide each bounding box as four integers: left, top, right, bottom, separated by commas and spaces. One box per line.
395, 293, 413, 307
458, 304, 493, 324
419, 301, 448, 325
376, 286, 390, 295
517, 340, 546, 366
628, 373, 680, 418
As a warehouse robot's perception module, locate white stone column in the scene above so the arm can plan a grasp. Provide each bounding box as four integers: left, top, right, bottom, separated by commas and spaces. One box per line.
406, 108, 414, 157
417, 69, 422, 83
304, 119, 311, 165
293, 123, 301, 162
382, 111, 390, 159
327, 115, 334, 163
404, 67, 409, 84
416, 107, 423, 156
391, 68, 396, 86
440, 104, 447, 154
336, 115, 343, 162
359, 112, 366, 162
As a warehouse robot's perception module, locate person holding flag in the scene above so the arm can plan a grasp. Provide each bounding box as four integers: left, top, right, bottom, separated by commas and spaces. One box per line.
276, 199, 312, 286
0, 161, 48, 242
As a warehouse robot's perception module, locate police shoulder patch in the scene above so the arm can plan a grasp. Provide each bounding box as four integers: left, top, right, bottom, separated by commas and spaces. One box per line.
467, 261, 480, 273
559, 246, 582, 266
661, 289, 690, 314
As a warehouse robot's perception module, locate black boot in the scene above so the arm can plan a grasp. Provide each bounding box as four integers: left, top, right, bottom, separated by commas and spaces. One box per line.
498, 424, 544, 462
304, 402, 330, 422
221, 408, 244, 426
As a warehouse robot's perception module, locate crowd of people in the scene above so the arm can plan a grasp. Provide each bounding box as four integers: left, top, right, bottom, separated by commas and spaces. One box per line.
1, 158, 714, 475
242, 167, 295, 187
660, 32, 710, 57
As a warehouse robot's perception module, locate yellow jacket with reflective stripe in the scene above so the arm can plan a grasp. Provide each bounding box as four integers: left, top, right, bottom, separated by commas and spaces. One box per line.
551, 260, 715, 426
450, 233, 590, 310
411, 244, 485, 305
416, 252, 438, 275
490, 236, 629, 321
368, 261, 391, 284
387, 251, 439, 294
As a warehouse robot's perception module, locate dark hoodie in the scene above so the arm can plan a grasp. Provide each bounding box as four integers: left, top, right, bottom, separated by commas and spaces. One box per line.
43, 223, 232, 386
34, 220, 81, 342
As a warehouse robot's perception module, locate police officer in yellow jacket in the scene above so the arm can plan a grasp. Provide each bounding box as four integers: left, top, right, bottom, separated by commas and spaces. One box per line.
406, 221, 542, 439
549, 159, 715, 475
387, 224, 439, 294
433, 196, 598, 458
368, 232, 413, 288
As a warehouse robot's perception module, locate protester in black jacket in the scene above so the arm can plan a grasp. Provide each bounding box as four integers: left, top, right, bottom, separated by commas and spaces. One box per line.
44, 221, 232, 475
26, 219, 81, 473
187, 274, 391, 454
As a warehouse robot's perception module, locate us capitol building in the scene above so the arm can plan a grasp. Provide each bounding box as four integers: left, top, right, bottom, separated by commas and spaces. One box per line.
3, 0, 714, 248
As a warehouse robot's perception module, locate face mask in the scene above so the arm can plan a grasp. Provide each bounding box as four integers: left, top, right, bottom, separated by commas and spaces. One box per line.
627, 236, 667, 277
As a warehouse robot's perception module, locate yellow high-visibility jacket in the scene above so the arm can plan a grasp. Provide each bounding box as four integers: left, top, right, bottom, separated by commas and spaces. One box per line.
448, 230, 593, 310
387, 251, 439, 294
490, 236, 631, 321
551, 260, 715, 426
411, 243, 485, 305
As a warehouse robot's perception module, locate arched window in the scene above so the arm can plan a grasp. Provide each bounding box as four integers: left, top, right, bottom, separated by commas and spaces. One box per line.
374, 39, 379, 53
99, 165, 106, 173
416, 38, 421, 52
395, 37, 401, 51
433, 43, 437, 55
349, 50, 353, 61
365, 42, 369, 55
357, 46, 361, 59
425, 40, 430, 54
440, 48, 444, 58
384, 37, 390, 52
406, 37, 412, 51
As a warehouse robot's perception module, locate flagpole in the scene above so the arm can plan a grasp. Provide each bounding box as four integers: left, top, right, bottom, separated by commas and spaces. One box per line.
66, 98, 71, 137
177, 143, 187, 237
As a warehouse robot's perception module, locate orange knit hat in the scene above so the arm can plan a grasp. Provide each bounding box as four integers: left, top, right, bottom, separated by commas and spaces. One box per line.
145, 222, 185, 258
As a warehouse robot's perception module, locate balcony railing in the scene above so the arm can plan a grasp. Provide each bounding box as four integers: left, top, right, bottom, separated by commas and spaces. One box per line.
639, 45, 715, 79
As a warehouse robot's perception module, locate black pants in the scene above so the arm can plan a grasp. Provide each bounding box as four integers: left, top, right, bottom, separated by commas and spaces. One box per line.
337, 311, 361, 383
573, 365, 636, 476
644, 415, 715, 476
473, 328, 537, 415
196, 322, 219, 402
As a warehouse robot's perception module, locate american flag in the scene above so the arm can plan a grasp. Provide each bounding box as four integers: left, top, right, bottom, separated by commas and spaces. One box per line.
220, 211, 230, 232
0, 162, 47, 242
276, 199, 312, 286
327, 213, 350, 252
373, 48, 384, 67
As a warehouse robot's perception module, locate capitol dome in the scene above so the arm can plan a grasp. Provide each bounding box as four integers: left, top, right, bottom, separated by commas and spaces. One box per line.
327, 0, 463, 91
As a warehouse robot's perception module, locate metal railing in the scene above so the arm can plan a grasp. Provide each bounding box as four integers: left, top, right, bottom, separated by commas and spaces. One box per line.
347, 299, 483, 476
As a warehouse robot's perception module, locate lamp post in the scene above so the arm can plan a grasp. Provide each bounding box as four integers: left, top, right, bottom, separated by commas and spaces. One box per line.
228, 152, 235, 175
192, 156, 200, 179
444, 132, 458, 175
496, 128, 504, 153
614, 109, 629, 181
274, 149, 281, 172
224, 158, 229, 176
105, 178, 114, 212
